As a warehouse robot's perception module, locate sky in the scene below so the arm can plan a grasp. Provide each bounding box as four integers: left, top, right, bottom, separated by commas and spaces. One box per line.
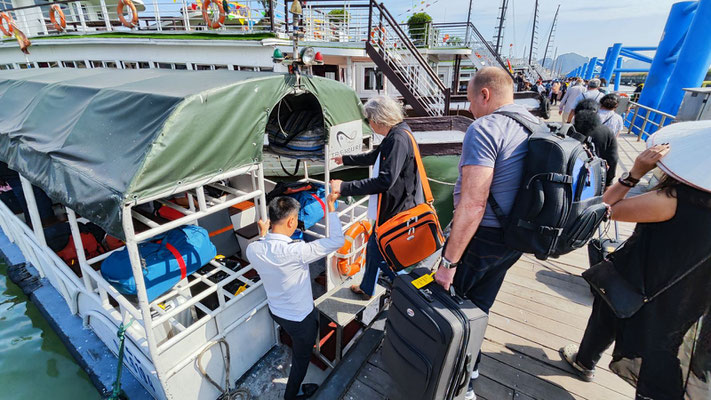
385, 0, 679, 59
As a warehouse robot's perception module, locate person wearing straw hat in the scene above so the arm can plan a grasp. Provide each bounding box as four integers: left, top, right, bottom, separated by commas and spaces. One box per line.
561, 121, 711, 399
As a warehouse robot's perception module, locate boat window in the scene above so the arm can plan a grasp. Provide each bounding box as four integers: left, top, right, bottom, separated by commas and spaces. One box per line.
122, 61, 139, 69
364, 67, 384, 91
240, 66, 256, 71
194, 64, 213, 70
90, 60, 104, 68
138, 62, 150, 69
266, 92, 326, 158
174, 63, 187, 70
18, 63, 31, 69
156, 63, 173, 69
75, 60, 87, 69
105, 61, 117, 69
62, 61, 75, 68
214, 64, 228, 70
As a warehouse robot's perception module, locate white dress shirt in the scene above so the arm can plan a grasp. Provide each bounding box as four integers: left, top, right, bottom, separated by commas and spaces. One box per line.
245, 212, 345, 321
560, 84, 586, 114
367, 157, 380, 221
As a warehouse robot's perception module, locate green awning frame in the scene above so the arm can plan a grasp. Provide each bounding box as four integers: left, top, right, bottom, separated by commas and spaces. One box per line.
0, 68, 367, 238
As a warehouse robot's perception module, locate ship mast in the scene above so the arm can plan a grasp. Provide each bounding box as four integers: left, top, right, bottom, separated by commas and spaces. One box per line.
541, 4, 560, 71
493, 0, 509, 56
528, 0, 539, 66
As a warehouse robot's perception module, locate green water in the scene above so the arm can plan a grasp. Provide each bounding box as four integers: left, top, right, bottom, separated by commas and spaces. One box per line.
0, 262, 101, 400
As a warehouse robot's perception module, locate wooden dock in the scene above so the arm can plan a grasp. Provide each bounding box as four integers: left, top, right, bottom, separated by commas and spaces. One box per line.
341, 122, 649, 399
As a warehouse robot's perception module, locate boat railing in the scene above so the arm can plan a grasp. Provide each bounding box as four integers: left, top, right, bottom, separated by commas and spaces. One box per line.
623, 100, 676, 141
0, 0, 505, 59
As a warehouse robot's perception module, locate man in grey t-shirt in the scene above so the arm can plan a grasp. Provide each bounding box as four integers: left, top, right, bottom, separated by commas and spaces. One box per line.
436, 67, 536, 400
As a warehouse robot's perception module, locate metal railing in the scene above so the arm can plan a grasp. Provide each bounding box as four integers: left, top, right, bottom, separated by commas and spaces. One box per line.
624, 100, 676, 141
367, 0, 449, 116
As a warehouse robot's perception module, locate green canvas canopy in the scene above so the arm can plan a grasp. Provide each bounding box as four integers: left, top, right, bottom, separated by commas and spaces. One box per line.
0, 68, 367, 239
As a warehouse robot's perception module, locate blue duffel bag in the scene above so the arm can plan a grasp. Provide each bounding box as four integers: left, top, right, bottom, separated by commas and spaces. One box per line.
101, 225, 216, 302
290, 185, 334, 231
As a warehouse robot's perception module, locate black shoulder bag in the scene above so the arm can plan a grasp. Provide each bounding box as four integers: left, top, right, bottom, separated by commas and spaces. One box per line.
583, 253, 711, 319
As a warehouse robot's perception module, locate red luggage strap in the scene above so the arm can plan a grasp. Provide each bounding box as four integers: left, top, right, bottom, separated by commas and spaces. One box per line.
157, 240, 187, 280
310, 193, 327, 216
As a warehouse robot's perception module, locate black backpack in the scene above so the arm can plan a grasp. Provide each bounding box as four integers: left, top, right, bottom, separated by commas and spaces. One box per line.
489, 111, 608, 260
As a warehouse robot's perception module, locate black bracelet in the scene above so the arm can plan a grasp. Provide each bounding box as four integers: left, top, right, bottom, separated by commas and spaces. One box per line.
618, 177, 635, 188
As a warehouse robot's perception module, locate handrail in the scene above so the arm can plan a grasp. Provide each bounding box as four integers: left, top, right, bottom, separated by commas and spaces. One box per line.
369, 0, 447, 93
0, 0, 76, 13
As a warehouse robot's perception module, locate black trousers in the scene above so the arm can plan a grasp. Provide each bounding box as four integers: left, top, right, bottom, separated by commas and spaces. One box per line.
272, 308, 319, 400
453, 227, 523, 369
577, 295, 687, 400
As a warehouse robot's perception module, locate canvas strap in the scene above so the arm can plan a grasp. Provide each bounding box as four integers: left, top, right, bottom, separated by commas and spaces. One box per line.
376, 130, 433, 228
310, 193, 327, 216
158, 240, 187, 280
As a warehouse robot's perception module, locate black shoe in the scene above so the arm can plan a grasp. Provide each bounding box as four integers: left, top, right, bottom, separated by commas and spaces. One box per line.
298, 383, 318, 398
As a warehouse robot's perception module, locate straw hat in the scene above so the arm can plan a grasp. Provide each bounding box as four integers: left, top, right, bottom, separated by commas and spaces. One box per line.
647, 120, 711, 193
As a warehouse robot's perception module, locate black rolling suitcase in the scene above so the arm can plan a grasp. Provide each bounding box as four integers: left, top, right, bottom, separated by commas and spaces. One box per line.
382, 268, 488, 400
587, 221, 624, 267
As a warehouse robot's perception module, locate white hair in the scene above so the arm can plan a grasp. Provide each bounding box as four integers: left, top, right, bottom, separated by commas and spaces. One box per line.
363, 95, 404, 128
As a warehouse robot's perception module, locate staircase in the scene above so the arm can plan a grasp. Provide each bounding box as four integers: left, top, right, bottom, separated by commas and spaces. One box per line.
366, 1, 450, 117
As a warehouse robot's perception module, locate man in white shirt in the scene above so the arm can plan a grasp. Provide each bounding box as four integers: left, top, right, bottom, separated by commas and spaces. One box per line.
246, 194, 344, 400
567, 78, 604, 122
559, 78, 586, 122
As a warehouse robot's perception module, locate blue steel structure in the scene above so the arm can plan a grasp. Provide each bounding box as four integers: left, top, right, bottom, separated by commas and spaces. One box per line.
565, 0, 711, 138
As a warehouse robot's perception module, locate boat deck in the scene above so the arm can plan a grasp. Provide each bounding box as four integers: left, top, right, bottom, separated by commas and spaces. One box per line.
342, 118, 649, 399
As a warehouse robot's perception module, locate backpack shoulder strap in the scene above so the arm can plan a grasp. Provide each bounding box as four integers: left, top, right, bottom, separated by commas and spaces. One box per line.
493, 110, 544, 135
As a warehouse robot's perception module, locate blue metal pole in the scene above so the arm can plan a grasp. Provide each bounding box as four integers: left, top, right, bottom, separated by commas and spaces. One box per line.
657, 0, 711, 118
637, 1, 698, 111
599, 47, 613, 78
601, 43, 623, 84
620, 49, 655, 64
614, 57, 623, 91
580, 63, 588, 78
585, 57, 598, 80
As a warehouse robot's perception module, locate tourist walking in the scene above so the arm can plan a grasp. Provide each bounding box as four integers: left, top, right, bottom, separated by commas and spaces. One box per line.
559, 78, 585, 122
598, 93, 625, 136
550, 80, 561, 105
433, 66, 535, 400
567, 78, 604, 122
330, 95, 423, 299
573, 99, 619, 187
561, 122, 711, 400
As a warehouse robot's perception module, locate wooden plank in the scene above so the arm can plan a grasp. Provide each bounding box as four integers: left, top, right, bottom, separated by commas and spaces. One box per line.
502, 273, 593, 307
484, 325, 635, 397
487, 311, 613, 359
509, 260, 589, 289
490, 301, 588, 343
341, 379, 387, 400
494, 290, 590, 328
473, 374, 516, 400
481, 340, 631, 400
479, 353, 584, 400
498, 281, 591, 316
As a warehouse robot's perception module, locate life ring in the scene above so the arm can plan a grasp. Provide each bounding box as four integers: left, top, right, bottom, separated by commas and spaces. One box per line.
369, 25, 386, 47
0, 12, 14, 36
49, 5, 66, 31
117, 0, 138, 28
202, 0, 225, 29
337, 221, 372, 276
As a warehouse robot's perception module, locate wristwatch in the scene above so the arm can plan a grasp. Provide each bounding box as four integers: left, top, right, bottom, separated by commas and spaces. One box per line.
440, 257, 459, 269
619, 172, 640, 188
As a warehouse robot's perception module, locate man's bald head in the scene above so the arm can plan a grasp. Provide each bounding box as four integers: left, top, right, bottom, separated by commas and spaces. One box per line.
468, 67, 514, 99
467, 67, 514, 118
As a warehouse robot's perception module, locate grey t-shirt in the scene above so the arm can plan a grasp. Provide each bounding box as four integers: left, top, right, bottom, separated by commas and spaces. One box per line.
453, 103, 535, 228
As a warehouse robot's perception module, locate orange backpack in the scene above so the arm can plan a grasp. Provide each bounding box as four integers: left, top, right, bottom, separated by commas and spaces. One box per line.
375, 131, 445, 271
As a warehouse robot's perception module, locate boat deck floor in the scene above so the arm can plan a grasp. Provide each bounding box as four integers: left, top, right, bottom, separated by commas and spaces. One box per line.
342, 114, 649, 400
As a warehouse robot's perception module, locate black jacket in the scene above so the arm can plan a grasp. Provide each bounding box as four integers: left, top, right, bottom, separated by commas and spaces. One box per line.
340, 122, 422, 225
585, 125, 618, 186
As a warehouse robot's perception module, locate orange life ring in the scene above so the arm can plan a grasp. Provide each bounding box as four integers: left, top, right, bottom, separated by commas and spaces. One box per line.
49, 5, 66, 31
202, 0, 225, 29
337, 220, 372, 276
369, 25, 386, 47
117, 0, 138, 28
0, 12, 14, 36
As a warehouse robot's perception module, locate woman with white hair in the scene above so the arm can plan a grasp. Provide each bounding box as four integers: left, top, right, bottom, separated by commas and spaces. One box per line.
331, 95, 423, 299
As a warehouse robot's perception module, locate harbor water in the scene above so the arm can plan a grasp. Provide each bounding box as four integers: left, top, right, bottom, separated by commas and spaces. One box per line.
0, 262, 100, 400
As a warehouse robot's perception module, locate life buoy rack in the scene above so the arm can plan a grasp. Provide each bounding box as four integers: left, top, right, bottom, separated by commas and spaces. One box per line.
0, 12, 14, 36
337, 221, 372, 276
117, 0, 138, 28
369, 25, 386, 47
202, 0, 225, 29
49, 4, 66, 32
